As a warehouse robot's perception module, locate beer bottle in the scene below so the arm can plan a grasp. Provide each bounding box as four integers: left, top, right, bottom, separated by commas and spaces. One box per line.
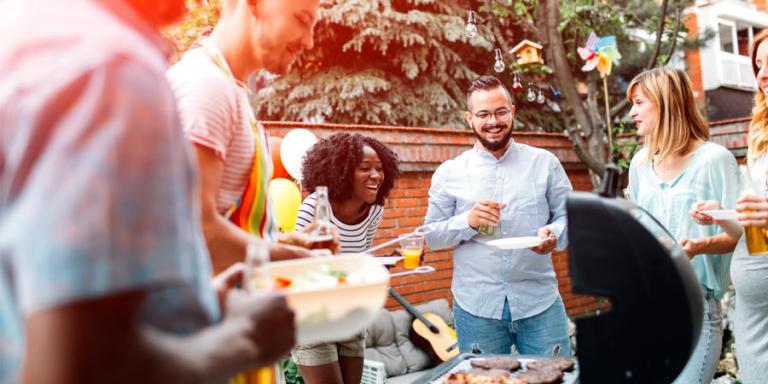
309, 186, 335, 251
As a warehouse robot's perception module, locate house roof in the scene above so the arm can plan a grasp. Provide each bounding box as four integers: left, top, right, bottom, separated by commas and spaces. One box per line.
509, 39, 543, 54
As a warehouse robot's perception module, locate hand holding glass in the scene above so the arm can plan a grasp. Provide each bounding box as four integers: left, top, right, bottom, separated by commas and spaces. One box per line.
739, 165, 768, 256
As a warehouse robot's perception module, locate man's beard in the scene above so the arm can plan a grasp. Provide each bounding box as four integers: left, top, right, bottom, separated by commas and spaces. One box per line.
472, 122, 513, 152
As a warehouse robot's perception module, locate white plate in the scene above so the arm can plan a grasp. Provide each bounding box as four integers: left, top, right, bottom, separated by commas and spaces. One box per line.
375, 256, 403, 266
700, 209, 738, 221
486, 236, 543, 250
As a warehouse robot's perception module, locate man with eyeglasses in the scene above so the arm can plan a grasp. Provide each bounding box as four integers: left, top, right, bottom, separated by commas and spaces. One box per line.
423, 75, 573, 357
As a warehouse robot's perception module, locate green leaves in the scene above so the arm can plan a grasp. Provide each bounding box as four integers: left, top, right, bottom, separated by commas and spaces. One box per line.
252, 0, 486, 128
165, 0, 696, 141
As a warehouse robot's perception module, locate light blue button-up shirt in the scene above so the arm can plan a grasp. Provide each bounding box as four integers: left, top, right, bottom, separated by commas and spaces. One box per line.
423, 141, 572, 321
629, 142, 741, 299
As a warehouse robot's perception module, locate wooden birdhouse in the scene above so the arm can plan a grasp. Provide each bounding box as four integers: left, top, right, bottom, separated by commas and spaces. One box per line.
509, 39, 544, 66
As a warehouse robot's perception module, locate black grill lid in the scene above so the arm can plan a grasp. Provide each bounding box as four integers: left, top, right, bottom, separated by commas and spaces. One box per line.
567, 167, 703, 383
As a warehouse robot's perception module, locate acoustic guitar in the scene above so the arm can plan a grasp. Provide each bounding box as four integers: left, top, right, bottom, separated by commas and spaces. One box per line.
388, 288, 459, 361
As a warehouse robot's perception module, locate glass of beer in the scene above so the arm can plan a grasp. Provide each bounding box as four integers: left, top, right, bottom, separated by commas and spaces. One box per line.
479, 183, 503, 237
739, 165, 768, 256
399, 233, 424, 269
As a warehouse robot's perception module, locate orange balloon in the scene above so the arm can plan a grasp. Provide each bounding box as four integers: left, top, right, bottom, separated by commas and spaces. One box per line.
268, 136, 290, 179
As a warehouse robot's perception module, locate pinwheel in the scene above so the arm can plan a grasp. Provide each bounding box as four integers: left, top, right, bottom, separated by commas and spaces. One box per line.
578, 32, 622, 160
578, 32, 622, 78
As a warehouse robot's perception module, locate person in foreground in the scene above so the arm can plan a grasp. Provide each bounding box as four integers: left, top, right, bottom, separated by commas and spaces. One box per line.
0, 1, 294, 382
167, 0, 330, 275
626, 67, 740, 383
290, 133, 400, 384
691, 29, 768, 384
422, 75, 573, 357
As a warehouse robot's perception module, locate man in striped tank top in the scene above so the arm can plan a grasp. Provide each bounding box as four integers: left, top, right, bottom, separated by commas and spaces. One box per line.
167, 0, 332, 275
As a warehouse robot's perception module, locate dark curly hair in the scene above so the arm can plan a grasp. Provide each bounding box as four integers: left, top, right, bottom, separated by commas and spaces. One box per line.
301, 133, 400, 206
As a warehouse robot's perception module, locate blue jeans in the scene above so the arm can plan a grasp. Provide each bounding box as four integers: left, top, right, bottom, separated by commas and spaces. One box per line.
673, 290, 722, 384
454, 297, 572, 357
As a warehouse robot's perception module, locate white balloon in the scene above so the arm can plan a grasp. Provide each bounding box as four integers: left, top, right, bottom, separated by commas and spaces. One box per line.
280, 128, 318, 181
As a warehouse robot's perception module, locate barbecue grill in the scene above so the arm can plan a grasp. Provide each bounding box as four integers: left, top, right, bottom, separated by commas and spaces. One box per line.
415, 166, 704, 384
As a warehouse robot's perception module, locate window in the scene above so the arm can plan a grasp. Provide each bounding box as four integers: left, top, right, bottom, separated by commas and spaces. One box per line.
719, 20, 764, 57
717, 19, 763, 89
719, 22, 735, 54
737, 22, 750, 56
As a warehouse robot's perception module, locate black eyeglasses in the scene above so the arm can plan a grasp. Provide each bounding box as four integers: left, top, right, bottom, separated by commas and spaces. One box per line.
471, 107, 513, 122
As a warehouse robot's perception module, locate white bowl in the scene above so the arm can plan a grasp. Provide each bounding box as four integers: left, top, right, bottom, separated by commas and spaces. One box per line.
266, 254, 390, 344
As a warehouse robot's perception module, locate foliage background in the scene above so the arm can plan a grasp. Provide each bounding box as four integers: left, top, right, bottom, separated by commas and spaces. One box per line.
164, 0, 700, 172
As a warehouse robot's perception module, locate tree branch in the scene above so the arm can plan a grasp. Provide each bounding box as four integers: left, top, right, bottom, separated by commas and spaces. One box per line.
542, 0, 605, 175
661, 0, 682, 66
484, 0, 513, 53
646, 0, 670, 69
610, 2, 680, 120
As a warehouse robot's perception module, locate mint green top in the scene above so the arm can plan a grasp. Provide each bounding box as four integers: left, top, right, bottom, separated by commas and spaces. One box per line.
629, 142, 742, 299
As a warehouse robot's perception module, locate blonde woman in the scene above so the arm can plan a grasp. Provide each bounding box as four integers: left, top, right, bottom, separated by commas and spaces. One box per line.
693, 30, 768, 383
627, 67, 741, 383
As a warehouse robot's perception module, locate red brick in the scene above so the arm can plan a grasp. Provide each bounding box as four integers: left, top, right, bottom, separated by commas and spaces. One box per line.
684, 13, 705, 104
384, 208, 407, 218
378, 218, 396, 229
398, 217, 424, 227
388, 189, 406, 198
404, 207, 428, 217
397, 178, 432, 189
402, 188, 427, 198
393, 198, 422, 208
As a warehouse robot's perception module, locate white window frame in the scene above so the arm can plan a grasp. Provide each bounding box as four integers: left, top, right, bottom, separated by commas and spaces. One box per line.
718, 20, 738, 55
716, 18, 758, 90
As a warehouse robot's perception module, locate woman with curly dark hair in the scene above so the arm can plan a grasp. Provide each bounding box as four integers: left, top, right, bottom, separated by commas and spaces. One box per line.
291, 132, 400, 384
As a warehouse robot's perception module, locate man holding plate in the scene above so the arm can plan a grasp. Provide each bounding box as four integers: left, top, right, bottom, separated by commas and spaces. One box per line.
423, 75, 573, 357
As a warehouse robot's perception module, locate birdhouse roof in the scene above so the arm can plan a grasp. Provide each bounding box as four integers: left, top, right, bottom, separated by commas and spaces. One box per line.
509, 39, 543, 54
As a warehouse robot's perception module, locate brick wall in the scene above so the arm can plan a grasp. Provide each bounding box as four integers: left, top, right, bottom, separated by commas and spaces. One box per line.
264, 122, 605, 317
754, 0, 767, 13
710, 117, 749, 157
684, 11, 706, 104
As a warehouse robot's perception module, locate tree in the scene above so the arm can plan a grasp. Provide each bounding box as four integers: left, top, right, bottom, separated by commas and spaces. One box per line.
254, 0, 495, 128
537, 0, 691, 176
166, 0, 700, 180
478, 0, 696, 177
163, 0, 220, 61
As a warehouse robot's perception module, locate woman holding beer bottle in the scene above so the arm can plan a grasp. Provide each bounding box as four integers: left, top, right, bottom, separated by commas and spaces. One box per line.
693, 30, 768, 383
627, 67, 741, 383
291, 132, 400, 384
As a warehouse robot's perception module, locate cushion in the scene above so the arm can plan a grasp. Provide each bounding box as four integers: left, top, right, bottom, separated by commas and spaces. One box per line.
391, 309, 431, 373
363, 309, 408, 377
364, 299, 455, 378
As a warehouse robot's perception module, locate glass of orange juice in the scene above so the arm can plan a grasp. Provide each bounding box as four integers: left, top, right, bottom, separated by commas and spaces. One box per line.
399, 233, 424, 269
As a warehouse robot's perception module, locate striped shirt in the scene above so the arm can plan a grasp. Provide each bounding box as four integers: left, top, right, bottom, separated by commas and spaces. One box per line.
167, 47, 255, 214
296, 193, 384, 253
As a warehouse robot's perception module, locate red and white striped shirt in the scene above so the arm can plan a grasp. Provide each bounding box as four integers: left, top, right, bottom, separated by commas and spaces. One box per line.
167, 48, 255, 214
